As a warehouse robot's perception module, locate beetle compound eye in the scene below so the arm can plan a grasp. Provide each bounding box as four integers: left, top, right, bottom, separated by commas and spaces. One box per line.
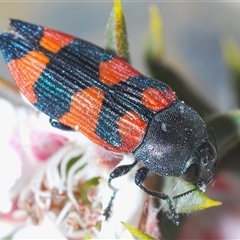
190, 140, 218, 190
180, 140, 217, 190
182, 163, 199, 184
199, 141, 217, 171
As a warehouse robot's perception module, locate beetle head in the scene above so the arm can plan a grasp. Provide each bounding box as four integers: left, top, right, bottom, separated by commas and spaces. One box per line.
182, 140, 217, 191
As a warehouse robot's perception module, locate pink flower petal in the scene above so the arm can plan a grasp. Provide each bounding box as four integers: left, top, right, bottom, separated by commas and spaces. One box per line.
30, 131, 68, 161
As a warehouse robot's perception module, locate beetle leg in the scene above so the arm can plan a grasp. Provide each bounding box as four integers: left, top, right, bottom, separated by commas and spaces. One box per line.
103, 191, 116, 220
49, 118, 75, 131
104, 160, 138, 220
108, 160, 139, 191
135, 167, 179, 225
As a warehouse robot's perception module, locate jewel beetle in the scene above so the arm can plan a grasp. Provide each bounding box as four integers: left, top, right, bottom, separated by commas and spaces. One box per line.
0, 20, 217, 224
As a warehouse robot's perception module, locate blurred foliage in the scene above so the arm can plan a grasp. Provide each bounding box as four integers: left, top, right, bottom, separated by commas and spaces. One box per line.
222, 38, 240, 107
145, 6, 217, 118
206, 110, 240, 159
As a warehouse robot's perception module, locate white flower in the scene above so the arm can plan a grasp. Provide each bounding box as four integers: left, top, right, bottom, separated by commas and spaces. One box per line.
0, 95, 160, 239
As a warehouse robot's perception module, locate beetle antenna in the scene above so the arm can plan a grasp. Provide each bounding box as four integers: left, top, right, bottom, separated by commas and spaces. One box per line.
211, 127, 218, 161
173, 187, 198, 200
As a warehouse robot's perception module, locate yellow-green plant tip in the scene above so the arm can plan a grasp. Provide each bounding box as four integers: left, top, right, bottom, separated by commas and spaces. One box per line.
178, 191, 221, 213
105, 0, 129, 62
83, 234, 91, 240
113, 0, 125, 51
175, 186, 222, 213
221, 37, 240, 74
121, 222, 156, 240
114, 0, 122, 21
198, 192, 222, 208
148, 5, 164, 59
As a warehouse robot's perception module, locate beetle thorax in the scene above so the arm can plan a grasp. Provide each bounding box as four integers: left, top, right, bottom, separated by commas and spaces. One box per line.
134, 100, 208, 177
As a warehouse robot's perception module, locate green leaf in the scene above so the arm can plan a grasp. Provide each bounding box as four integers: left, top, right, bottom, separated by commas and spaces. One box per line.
162, 177, 221, 214
105, 0, 129, 62
145, 5, 216, 117
121, 222, 156, 240
65, 154, 86, 175
80, 177, 101, 204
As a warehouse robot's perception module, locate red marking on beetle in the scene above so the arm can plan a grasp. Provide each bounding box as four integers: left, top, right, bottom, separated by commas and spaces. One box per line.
117, 111, 147, 152
99, 57, 140, 86
8, 50, 49, 104
40, 28, 74, 53
58, 86, 117, 150
59, 86, 145, 152
59, 86, 105, 133
58, 86, 115, 150
142, 87, 176, 111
